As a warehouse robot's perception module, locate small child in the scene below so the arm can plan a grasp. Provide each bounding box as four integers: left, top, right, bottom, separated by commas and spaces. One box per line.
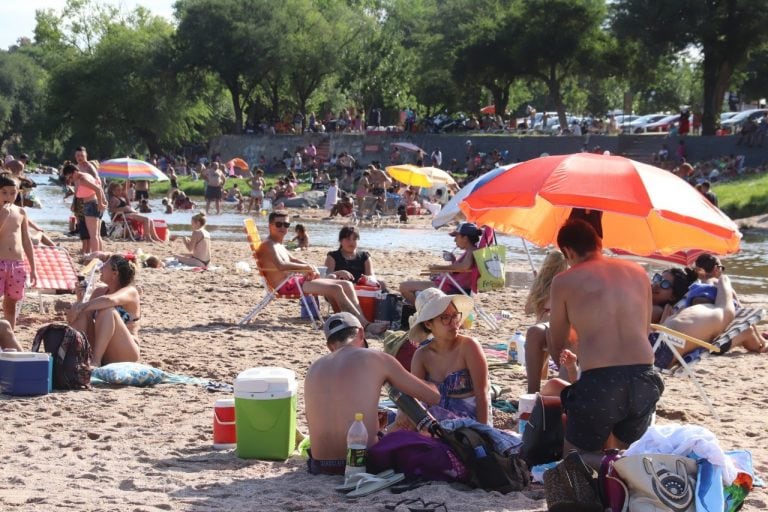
162, 198, 173, 214
170, 212, 211, 267
0, 174, 37, 328
291, 224, 309, 250
138, 198, 152, 213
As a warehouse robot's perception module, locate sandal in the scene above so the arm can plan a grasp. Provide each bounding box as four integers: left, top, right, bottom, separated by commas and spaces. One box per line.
384, 498, 447, 512
389, 476, 429, 494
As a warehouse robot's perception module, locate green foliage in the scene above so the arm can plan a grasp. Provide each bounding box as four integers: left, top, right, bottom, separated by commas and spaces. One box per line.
0, 49, 48, 151
714, 175, 768, 219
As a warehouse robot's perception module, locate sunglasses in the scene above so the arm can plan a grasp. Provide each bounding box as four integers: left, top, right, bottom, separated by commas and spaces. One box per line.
273, 221, 291, 228
437, 312, 463, 326
651, 273, 673, 290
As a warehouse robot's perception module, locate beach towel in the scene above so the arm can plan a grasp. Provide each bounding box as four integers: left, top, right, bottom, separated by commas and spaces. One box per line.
91, 362, 233, 392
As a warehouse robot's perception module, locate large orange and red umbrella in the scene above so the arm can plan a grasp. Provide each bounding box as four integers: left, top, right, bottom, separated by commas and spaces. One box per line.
458, 153, 741, 257
226, 158, 249, 170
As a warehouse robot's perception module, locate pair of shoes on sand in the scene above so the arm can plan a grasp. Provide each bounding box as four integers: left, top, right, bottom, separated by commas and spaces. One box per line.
334, 469, 404, 498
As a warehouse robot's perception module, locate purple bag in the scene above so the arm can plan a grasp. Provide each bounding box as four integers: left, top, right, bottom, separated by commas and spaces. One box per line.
368, 430, 469, 482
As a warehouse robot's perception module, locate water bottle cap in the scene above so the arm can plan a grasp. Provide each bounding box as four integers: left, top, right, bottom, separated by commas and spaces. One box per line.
354, 413, 363, 421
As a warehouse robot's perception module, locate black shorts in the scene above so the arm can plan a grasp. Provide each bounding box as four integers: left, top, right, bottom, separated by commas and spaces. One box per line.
78, 215, 90, 240
135, 190, 149, 201
372, 187, 385, 197
562, 364, 663, 451
205, 186, 222, 200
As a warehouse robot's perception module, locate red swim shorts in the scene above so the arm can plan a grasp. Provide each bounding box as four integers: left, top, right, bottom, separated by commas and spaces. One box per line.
276, 275, 306, 296
0, 260, 27, 301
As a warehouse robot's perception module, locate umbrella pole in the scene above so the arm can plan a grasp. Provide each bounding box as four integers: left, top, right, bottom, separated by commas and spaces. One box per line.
521, 238, 537, 275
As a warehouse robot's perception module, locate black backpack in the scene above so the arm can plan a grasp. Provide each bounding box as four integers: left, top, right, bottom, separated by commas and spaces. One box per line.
437, 425, 530, 493
520, 394, 564, 467
32, 323, 92, 390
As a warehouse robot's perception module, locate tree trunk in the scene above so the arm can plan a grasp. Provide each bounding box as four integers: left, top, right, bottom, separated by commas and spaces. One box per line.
489, 82, 511, 120
547, 69, 567, 132
228, 81, 243, 134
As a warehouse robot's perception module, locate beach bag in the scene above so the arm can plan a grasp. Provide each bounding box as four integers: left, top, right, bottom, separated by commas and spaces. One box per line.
610, 454, 698, 512
375, 293, 403, 330
381, 331, 417, 372
520, 394, 564, 467
436, 425, 530, 493
543, 451, 602, 512
367, 430, 469, 482
31, 322, 91, 390
473, 245, 506, 291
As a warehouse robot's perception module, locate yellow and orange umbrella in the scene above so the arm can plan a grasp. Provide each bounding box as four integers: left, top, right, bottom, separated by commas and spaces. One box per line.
386, 164, 456, 188
459, 153, 741, 257
226, 158, 249, 170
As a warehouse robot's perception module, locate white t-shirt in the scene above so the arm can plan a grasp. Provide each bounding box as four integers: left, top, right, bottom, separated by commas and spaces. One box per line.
324, 185, 339, 210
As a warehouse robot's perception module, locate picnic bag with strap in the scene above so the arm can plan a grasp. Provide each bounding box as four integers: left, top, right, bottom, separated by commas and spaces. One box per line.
610, 454, 698, 512
32, 322, 91, 390
473, 245, 506, 291
436, 425, 530, 493
520, 393, 564, 467
543, 450, 602, 512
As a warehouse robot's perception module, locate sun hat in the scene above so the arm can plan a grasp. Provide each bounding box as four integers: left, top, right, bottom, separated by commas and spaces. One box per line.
323, 312, 362, 340
449, 222, 482, 238
408, 288, 474, 339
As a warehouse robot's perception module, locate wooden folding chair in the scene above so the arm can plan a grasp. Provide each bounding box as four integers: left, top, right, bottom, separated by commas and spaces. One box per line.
238, 218, 323, 327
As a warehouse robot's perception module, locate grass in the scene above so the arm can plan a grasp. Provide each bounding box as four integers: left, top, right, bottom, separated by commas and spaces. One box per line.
148, 176, 312, 198
713, 173, 768, 219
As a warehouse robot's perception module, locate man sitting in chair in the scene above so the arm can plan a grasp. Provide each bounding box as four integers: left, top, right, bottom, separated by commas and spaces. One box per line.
257, 211, 388, 335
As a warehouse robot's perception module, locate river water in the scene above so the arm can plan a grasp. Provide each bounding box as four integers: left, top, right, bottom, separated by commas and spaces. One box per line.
26, 175, 768, 295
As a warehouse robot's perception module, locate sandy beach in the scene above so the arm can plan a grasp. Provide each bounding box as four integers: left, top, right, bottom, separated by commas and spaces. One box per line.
1, 212, 767, 512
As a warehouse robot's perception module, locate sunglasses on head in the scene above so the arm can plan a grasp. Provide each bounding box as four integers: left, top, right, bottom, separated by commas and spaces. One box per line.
651, 273, 673, 290
273, 221, 290, 228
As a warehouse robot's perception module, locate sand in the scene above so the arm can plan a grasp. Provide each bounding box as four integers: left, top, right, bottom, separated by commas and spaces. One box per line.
1, 215, 767, 511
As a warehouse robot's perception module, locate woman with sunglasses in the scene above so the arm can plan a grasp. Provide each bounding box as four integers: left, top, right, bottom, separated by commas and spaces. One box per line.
408, 288, 491, 425
651, 268, 697, 323
67, 254, 141, 367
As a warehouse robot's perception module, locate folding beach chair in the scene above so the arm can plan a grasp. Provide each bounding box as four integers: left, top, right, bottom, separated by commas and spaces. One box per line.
650, 307, 766, 420
21, 246, 80, 315
107, 213, 140, 241
238, 218, 323, 327
426, 226, 500, 330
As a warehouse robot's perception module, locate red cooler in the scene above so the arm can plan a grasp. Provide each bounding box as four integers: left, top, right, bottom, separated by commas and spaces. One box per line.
213, 398, 236, 449
153, 219, 169, 241
355, 285, 380, 322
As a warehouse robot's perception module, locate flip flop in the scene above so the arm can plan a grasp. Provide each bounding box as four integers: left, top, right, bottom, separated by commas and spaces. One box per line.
334, 469, 395, 492
390, 476, 429, 494
345, 471, 405, 498
385, 498, 447, 512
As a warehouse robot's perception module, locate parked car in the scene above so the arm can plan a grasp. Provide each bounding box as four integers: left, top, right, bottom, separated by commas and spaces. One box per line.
644, 114, 680, 133
621, 114, 667, 134
720, 109, 768, 133
614, 114, 640, 126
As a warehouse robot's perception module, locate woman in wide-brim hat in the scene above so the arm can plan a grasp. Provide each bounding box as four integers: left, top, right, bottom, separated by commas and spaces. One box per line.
409, 288, 491, 425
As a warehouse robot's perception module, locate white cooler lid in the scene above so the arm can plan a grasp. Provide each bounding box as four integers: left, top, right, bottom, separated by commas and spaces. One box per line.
234, 367, 296, 394
0, 352, 50, 362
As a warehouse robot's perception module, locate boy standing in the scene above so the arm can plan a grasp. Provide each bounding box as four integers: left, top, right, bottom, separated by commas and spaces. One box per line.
0, 175, 37, 328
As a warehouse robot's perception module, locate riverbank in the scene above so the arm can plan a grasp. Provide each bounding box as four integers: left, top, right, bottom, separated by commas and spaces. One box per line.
1, 234, 766, 511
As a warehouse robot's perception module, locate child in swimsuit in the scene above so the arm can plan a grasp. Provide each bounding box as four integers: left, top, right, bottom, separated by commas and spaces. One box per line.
291, 224, 309, 250
171, 212, 211, 267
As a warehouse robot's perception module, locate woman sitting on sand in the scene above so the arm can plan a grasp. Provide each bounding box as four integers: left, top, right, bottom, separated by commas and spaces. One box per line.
523, 250, 570, 393
170, 212, 211, 267
107, 182, 165, 242
409, 288, 490, 425
324, 226, 385, 288
67, 254, 140, 367
399, 222, 482, 304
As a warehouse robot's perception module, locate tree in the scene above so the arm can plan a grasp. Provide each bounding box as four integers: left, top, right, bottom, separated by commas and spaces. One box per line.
516, 0, 608, 130
740, 44, 768, 104
46, 16, 212, 156
0, 49, 48, 152
174, 0, 282, 133
611, 0, 768, 135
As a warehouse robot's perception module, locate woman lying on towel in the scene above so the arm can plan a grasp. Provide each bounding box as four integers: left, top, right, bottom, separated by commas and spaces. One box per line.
407, 288, 491, 425
67, 254, 140, 367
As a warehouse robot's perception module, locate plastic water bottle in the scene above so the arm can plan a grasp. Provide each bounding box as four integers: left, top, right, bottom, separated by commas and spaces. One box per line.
345, 413, 368, 479
508, 331, 526, 365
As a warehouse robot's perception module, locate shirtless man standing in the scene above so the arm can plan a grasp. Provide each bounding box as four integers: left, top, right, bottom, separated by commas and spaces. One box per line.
204, 163, 226, 215
257, 211, 387, 334
368, 164, 392, 214
549, 219, 663, 468
304, 312, 439, 474
74, 146, 100, 180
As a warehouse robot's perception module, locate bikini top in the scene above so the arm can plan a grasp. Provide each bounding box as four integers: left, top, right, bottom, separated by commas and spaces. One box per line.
115, 305, 139, 324
428, 368, 474, 397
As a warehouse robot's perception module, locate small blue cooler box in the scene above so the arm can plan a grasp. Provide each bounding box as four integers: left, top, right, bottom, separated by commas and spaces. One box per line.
0, 352, 53, 396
